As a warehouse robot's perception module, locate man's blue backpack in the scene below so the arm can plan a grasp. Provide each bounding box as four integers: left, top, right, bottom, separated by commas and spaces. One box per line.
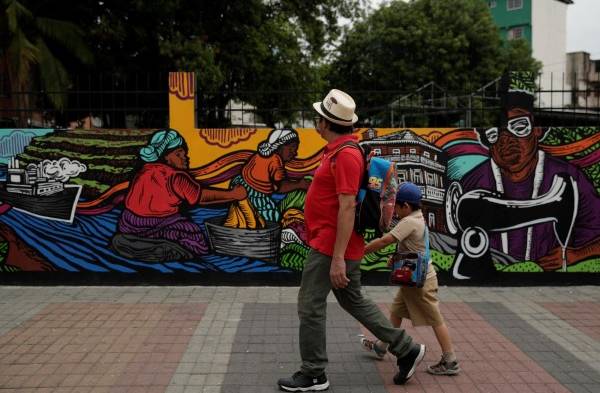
331, 141, 398, 237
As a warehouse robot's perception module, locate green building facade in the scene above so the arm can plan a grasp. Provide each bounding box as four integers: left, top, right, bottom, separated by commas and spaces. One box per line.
487, 0, 532, 44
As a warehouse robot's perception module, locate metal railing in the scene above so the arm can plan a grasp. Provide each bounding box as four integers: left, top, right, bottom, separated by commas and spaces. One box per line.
1, 72, 599, 129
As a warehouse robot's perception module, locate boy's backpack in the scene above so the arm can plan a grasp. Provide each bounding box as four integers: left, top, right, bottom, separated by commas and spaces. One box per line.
389, 226, 430, 288
331, 141, 398, 237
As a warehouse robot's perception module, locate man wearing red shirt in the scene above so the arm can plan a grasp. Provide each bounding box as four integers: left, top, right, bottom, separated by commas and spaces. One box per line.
278, 89, 426, 392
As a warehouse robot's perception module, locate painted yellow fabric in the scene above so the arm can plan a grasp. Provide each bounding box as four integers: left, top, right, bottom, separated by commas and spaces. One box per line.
223, 199, 266, 229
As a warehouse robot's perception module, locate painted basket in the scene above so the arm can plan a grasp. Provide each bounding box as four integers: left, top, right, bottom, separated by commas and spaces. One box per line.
204, 217, 282, 263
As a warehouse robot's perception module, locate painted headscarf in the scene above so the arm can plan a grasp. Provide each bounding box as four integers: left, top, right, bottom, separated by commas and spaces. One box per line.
257, 128, 299, 157
139, 129, 184, 162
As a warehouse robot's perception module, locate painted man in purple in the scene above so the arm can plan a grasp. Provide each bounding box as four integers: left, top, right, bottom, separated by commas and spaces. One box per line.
461, 105, 600, 270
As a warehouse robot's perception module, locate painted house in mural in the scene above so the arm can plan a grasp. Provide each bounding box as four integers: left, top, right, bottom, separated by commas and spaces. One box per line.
486, 0, 573, 108
360, 129, 447, 233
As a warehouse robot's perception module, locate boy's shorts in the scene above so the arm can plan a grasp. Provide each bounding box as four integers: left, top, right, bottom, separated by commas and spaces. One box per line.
389, 265, 444, 327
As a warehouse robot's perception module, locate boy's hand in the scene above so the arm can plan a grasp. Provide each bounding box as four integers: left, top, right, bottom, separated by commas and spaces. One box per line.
387, 255, 394, 267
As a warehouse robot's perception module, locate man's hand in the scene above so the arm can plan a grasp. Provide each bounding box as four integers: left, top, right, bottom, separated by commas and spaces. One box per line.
330, 255, 350, 289
538, 246, 578, 271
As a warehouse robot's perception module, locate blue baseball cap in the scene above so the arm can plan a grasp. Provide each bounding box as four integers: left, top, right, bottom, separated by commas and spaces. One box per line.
396, 182, 422, 204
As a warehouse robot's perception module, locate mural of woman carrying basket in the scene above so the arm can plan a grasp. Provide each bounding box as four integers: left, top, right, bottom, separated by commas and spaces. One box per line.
112, 128, 247, 262
227, 128, 310, 228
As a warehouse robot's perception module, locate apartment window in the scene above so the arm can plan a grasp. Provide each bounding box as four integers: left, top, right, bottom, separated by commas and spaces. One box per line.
392, 148, 400, 154
508, 26, 524, 40
423, 151, 430, 158
507, 0, 523, 11
409, 148, 416, 154
488, 1, 497, 8
373, 148, 381, 155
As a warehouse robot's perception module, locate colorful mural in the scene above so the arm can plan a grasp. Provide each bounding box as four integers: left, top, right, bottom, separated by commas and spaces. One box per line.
0, 72, 598, 282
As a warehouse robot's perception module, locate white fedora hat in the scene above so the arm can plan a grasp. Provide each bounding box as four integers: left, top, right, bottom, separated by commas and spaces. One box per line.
313, 89, 358, 126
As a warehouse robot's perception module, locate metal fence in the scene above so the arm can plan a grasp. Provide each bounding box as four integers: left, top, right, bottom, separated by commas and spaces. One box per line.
1, 72, 599, 129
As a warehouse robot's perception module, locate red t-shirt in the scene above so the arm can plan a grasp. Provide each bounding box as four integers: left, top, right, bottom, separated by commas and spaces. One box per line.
125, 163, 203, 217
304, 134, 365, 260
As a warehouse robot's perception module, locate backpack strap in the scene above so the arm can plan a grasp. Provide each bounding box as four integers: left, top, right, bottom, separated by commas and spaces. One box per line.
423, 225, 430, 263
327, 141, 365, 177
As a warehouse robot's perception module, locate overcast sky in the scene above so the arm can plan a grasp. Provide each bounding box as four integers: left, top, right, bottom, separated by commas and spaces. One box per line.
566, 0, 600, 58
367, 0, 600, 59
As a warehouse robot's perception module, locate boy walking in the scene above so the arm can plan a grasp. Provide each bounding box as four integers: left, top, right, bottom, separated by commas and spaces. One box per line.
277, 90, 426, 391
359, 182, 460, 375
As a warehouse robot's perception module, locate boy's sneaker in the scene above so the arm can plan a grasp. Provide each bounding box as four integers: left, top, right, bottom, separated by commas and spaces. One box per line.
426, 357, 461, 376
277, 371, 329, 392
358, 335, 386, 359
394, 343, 426, 385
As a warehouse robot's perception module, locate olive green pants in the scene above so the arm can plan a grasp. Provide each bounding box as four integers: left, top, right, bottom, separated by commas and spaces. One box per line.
298, 249, 414, 377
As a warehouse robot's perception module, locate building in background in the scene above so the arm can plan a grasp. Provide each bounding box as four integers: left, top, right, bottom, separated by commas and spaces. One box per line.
487, 0, 573, 109
567, 51, 600, 110
360, 129, 447, 233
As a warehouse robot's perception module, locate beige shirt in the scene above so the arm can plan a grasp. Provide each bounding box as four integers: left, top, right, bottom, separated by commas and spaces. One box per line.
389, 210, 435, 276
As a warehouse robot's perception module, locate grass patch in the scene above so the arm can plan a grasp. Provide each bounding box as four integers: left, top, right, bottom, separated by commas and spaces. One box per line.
70, 178, 110, 193
38, 136, 146, 148
431, 250, 454, 272
567, 258, 600, 273
86, 164, 134, 174
22, 146, 137, 161
280, 242, 309, 271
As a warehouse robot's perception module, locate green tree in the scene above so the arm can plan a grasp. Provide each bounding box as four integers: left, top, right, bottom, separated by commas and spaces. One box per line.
0, 0, 93, 123
62, 0, 364, 127
328, 0, 541, 124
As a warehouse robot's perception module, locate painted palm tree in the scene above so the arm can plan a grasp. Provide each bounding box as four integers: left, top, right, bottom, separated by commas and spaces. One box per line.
0, 0, 93, 124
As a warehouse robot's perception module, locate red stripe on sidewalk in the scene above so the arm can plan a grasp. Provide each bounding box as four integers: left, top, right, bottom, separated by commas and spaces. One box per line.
540, 302, 600, 341
0, 303, 205, 391
359, 302, 570, 393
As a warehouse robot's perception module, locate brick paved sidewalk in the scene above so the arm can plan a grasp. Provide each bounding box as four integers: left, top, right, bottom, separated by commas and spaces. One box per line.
0, 286, 599, 393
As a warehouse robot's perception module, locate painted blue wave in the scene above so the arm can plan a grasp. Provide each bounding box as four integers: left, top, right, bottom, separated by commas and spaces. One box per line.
0, 207, 291, 274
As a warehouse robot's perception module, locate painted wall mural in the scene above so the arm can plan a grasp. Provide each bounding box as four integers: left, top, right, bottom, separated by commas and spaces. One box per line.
0, 71, 598, 282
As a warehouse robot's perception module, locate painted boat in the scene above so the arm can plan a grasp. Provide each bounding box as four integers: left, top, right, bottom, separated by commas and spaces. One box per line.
0, 184, 82, 223
204, 217, 282, 263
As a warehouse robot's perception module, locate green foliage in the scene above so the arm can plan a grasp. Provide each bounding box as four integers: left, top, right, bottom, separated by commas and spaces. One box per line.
360, 229, 396, 271
279, 189, 307, 213
543, 126, 600, 193
21, 146, 137, 161
0, 0, 93, 111
494, 259, 600, 273
431, 250, 454, 272
39, 136, 146, 148
567, 258, 600, 273
58, 0, 364, 127
69, 178, 110, 193
496, 261, 544, 273
328, 0, 541, 123
0, 242, 19, 272
280, 242, 310, 271
499, 40, 542, 78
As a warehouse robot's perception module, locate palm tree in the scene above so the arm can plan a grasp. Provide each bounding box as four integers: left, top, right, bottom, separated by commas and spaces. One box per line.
1, 0, 93, 125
